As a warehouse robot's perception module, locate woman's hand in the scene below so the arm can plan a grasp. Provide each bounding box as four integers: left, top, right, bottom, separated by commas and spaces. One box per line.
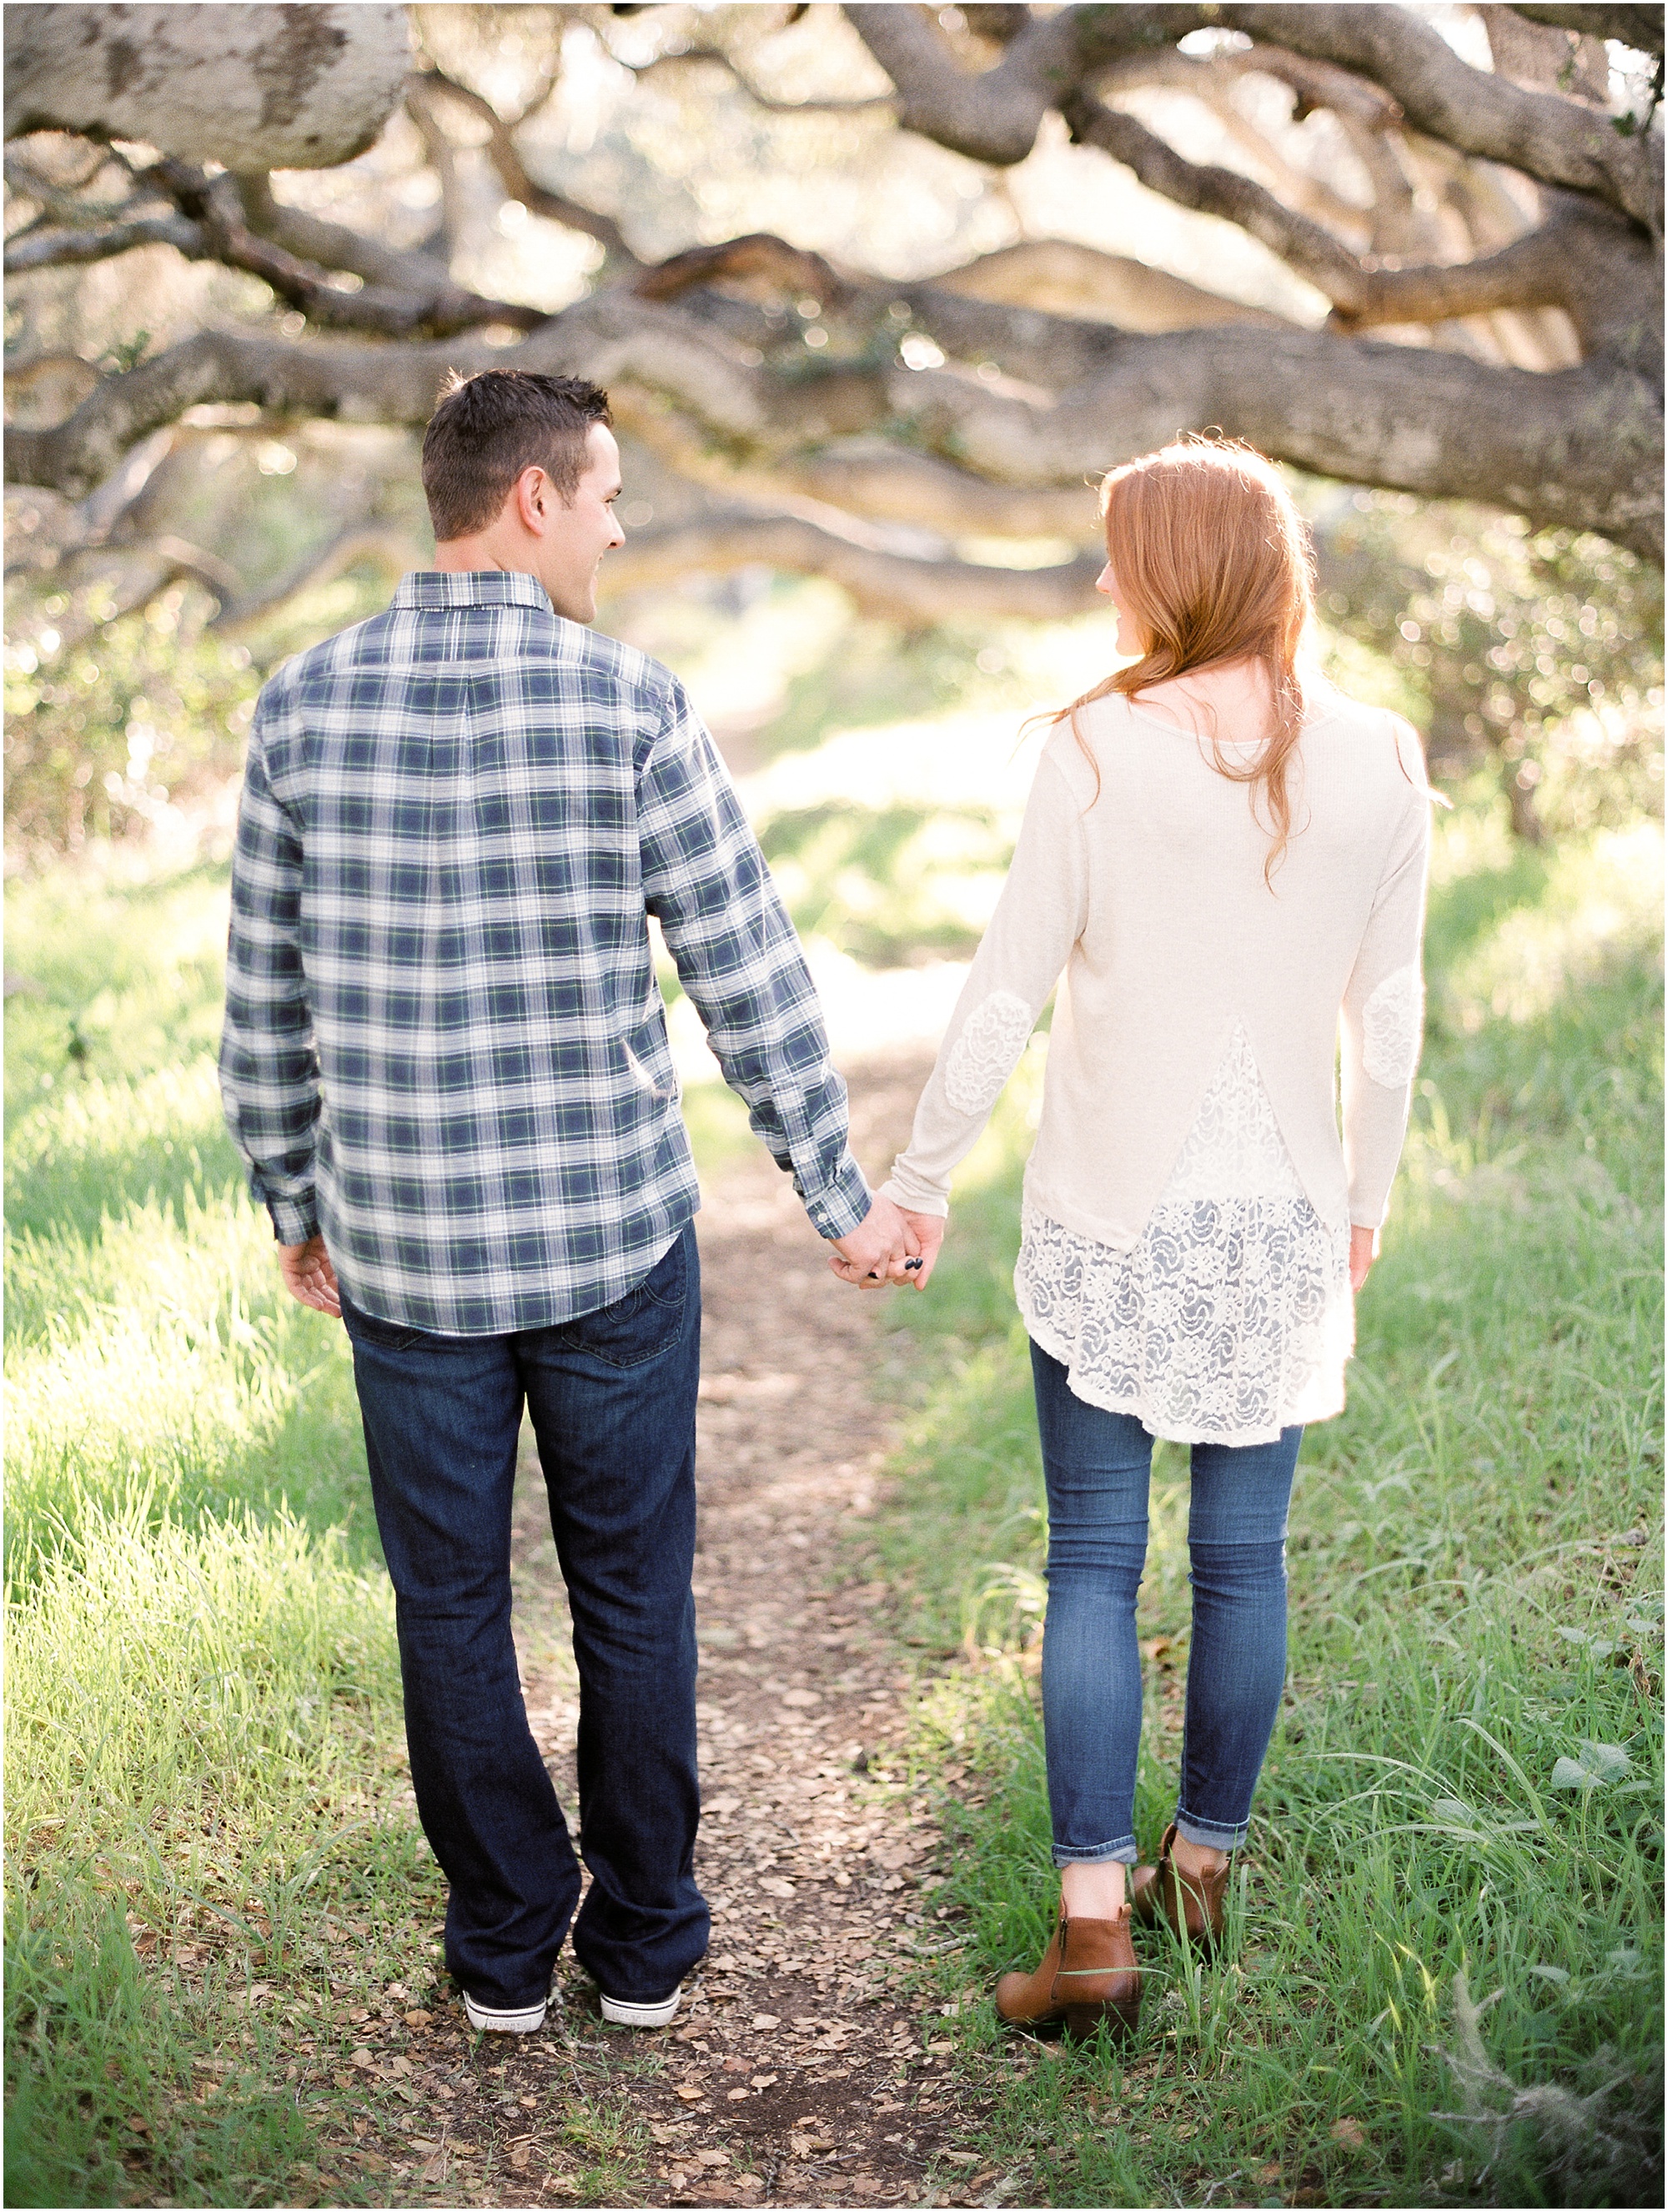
897, 1209, 945, 1290
1349, 1224, 1379, 1292
828, 1192, 919, 1289
828, 1203, 945, 1291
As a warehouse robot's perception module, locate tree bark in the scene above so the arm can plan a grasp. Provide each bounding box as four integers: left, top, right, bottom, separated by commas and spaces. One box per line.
1059, 94, 1380, 311
6, 2, 1661, 579
8, 288, 1659, 559
418, 68, 639, 267
932, 241, 1291, 331
5, 211, 199, 273
204, 507, 1102, 638
147, 160, 547, 337
1209, 5, 1663, 230
847, 3, 1663, 229
1507, 4, 1664, 58
598, 514, 1103, 626
232, 173, 470, 297
3, 4, 410, 171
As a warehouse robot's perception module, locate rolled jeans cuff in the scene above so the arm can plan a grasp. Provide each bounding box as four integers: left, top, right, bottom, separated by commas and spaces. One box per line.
1052, 1836, 1138, 1868
1175, 1808, 1251, 1853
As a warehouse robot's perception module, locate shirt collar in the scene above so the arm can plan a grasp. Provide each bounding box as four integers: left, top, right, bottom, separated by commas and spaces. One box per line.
391, 569, 553, 612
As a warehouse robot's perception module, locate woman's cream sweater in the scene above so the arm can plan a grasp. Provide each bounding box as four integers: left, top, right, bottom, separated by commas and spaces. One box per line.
883, 685, 1434, 1242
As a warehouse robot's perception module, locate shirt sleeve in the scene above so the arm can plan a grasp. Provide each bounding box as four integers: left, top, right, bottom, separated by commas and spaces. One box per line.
218, 687, 323, 1245
881, 750, 1090, 1216
638, 678, 872, 1241
1339, 732, 1434, 1231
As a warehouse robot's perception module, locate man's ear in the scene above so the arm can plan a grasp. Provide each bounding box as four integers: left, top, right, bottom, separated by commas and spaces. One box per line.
515, 466, 550, 534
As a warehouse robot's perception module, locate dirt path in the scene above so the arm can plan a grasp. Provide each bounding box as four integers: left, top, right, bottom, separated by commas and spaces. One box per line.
382, 1051, 1003, 2208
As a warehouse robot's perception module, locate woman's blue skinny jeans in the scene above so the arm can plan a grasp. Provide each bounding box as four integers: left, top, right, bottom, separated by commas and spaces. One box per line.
1031, 1340, 1302, 1866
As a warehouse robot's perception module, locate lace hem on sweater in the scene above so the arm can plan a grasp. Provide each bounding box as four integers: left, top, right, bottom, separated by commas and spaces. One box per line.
1015, 1023, 1353, 1446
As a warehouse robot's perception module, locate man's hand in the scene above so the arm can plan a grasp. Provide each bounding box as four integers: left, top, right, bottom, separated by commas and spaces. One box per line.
827, 1191, 918, 1291
1349, 1224, 1379, 1293
279, 1234, 342, 1317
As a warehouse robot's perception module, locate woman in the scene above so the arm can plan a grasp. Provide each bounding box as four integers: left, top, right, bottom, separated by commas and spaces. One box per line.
856, 438, 1432, 2039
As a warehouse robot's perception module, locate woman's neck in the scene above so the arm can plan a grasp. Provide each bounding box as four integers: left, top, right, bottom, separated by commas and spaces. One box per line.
1128, 655, 1279, 735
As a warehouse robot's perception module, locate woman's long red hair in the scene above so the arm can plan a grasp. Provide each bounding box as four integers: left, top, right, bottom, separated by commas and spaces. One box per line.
1063, 436, 1316, 883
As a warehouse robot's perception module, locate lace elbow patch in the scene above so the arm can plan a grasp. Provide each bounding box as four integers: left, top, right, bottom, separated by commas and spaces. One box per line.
943, 990, 1035, 1115
1362, 965, 1424, 1087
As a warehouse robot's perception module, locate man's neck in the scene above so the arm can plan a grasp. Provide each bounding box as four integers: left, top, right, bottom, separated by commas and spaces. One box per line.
433, 535, 524, 574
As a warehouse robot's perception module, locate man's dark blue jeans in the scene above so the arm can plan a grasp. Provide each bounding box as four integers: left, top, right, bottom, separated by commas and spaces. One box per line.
341, 1223, 707, 2012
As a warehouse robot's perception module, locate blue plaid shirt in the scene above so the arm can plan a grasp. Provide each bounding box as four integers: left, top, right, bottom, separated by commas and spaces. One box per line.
219, 569, 871, 1334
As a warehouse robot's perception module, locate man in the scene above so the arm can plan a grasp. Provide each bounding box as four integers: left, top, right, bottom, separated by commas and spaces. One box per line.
219, 369, 913, 2035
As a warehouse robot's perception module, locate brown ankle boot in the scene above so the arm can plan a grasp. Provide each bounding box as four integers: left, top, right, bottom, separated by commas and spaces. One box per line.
994, 1904, 1142, 2041
1129, 1823, 1229, 1950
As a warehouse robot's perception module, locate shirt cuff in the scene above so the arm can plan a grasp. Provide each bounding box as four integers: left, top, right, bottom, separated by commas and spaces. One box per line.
881, 1156, 951, 1216
267, 1190, 320, 1246
803, 1151, 872, 1241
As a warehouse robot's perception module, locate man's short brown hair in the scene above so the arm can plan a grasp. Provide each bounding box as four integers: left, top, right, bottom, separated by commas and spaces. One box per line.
421, 370, 613, 540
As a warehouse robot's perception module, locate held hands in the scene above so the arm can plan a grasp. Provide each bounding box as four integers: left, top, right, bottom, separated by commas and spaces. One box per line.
840, 1209, 1364, 1295
292, 1203, 1361, 1310
827, 1195, 947, 1294
279, 1234, 342, 1318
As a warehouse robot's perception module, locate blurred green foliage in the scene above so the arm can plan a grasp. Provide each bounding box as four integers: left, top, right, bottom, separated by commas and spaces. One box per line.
3, 594, 259, 860
761, 800, 1011, 966
1314, 495, 1665, 840
5, 479, 1663, 885
757, 614, 1032, 757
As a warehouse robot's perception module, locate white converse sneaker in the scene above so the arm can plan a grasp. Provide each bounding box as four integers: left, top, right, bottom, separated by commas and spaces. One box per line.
599, 1986, 681, 2029
463, 1990, 547, 2034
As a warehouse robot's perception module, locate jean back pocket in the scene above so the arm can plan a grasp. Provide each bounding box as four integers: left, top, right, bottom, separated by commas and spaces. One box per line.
559, 1232, 689, 1368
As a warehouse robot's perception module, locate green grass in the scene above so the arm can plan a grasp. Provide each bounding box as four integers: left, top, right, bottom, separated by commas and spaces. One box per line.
8, 788, 1661, 2205
4, 858, 440, 2205
873, 808, 1664, 2207
1, 853, 782, 2206
760, 799, 1012, 968
3, 866, 382, 1601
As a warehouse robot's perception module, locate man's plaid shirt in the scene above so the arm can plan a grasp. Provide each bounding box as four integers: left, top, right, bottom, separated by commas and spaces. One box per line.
219, 569, 871, 1334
